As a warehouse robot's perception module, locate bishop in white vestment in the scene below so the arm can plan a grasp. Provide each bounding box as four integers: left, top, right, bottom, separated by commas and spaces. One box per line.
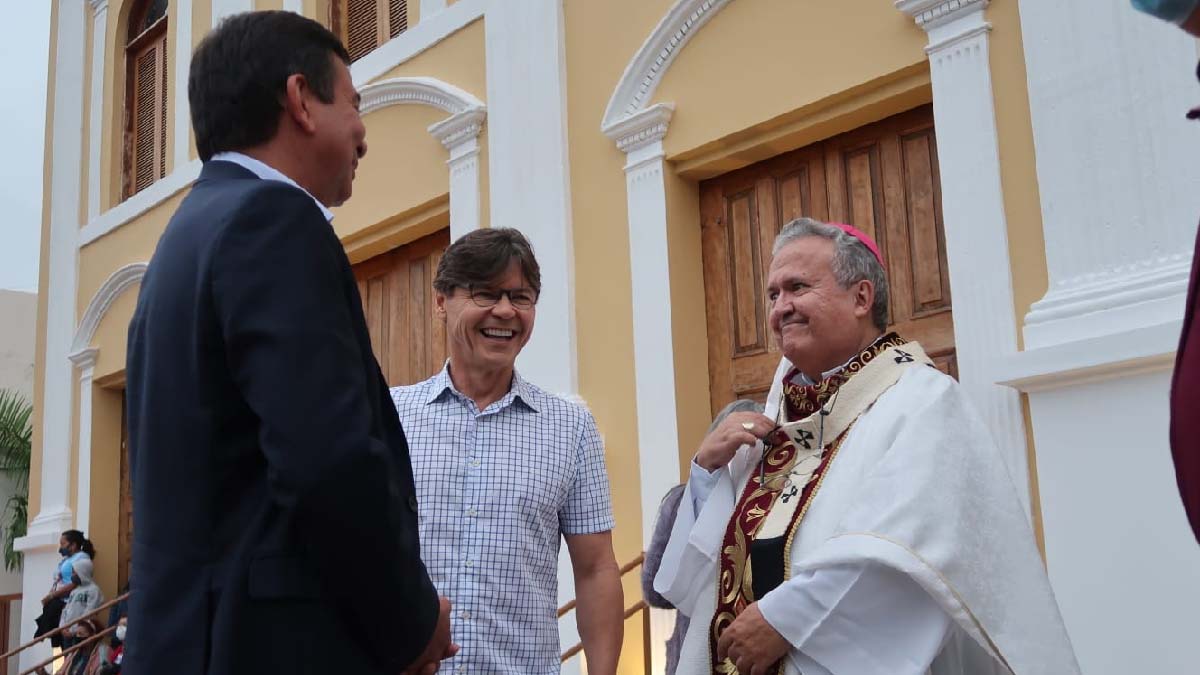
655, 218, 1079, 675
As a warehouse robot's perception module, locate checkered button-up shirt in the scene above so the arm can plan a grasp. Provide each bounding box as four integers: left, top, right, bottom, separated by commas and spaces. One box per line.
391, 367, 615, 674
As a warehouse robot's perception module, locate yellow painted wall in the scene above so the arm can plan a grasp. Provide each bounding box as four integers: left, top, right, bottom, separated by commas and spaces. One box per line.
88, 385, 125, 597
257, 0, 284, 10
374, 18, 487, 96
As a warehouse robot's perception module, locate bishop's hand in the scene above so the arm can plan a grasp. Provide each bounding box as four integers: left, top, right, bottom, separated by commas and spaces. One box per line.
716, 602, 791, 675
695, 412, 776, 472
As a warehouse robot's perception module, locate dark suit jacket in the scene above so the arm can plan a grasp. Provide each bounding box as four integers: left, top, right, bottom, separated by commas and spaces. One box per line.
124, 160, 438, 675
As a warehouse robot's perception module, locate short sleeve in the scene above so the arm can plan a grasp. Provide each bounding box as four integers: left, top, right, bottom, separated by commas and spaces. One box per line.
559, 409, 615, 535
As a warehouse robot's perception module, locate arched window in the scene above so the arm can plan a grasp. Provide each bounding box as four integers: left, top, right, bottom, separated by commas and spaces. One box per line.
123, 0, 169, 199
331, 0, 409, 62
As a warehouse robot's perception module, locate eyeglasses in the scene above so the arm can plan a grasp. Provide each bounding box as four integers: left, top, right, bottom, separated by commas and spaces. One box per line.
466, 286, 538, 310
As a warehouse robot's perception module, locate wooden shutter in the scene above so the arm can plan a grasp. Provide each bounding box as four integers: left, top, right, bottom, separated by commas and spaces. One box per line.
124, 16, 168, 199
352, 229, 451, 386
335, 0, 409, 62
700, 105, 955, 413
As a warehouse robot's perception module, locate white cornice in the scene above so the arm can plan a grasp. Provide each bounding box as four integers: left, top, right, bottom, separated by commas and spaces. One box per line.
602, 103, 674, 154
895, 0, 988, 31
71, 262, 148, 355
359, 76, 485, 116
68, 347, 99, 371
427, 107, 487, 150
601, 0, 733, 130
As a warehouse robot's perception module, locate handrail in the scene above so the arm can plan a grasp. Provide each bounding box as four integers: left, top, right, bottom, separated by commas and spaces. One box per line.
559, 553, 646, 663
0, 592, 129, 671
21, 624, 118, 675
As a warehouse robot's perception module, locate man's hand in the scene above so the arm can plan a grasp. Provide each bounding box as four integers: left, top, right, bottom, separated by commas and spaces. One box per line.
716, 602, 791, 675
402, 596, 458, 675
696, 412, 776, 472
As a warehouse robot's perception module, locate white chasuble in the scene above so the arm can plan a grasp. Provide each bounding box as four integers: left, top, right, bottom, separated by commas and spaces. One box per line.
656, 344, 1079, 675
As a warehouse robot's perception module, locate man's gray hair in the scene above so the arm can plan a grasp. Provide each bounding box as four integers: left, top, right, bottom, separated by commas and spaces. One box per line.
772, 217, 890, 331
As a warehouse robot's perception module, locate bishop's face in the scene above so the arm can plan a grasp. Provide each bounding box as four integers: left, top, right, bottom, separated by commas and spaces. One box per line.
766, 237, 874, 380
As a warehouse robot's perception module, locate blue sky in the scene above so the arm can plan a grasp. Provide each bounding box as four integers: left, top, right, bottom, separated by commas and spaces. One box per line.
0, 2, 52, 292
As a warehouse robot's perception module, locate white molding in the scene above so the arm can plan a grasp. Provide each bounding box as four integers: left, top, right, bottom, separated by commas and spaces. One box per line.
86, 0, 108, 219
601, 0, 734, 129
283, 0, 303, 13
71, 262, 148, 354
173, 0, 194, 171
68, 348, 99, 536
895, 0, 988, 31
999, 320, 1178, 394
79, 158, 201, 246
429, 109, 486, 239
350, 0, 486, 88
359, 76, 485, 116
602, 103, 674, 154
486, 0, 578, 397
1017, 0, 1199, 353
211, 0, 252, 28
897, 0, 1031, 510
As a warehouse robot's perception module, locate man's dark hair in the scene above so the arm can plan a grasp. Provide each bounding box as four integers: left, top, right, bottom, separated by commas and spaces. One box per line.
434, 228, 542, 296
188, 11, 350, 161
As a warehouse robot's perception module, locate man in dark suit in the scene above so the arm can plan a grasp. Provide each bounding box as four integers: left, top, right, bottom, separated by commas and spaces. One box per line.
124, 11, 454, 674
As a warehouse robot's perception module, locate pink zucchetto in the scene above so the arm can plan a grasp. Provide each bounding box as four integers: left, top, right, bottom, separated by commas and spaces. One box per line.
830, 222, 884, 267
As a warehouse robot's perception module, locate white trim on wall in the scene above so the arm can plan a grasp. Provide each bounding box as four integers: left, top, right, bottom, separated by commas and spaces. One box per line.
174, 0, 194, 171
601, 0, 734, 130
359, 76, 485, 115
283, 0, 304, 14
350, 0, 486, 88
79, 158, 202, 246
86, 0, 108, 221
71, 262, 149, 354
211, 0, 252, 28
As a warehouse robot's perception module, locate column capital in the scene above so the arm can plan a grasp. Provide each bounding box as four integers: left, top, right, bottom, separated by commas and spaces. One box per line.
895, 0, 987, 31
602, 103, 674, 155
428, 107, 486, 154
89, 0, 109, 13
68, 347, 99, 372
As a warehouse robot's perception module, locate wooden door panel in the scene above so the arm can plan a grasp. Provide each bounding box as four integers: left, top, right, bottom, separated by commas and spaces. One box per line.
700, 105, 955, 415
352, 229, 450, 387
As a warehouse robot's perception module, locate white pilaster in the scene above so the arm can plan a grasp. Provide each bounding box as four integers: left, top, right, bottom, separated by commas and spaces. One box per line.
895, 0, 1030, 508
1017, 0, 1198, 352
86, 0, 108, 220
603, 102, 678, 675
20, 1, 89, 668
211, 0, 252, 27
173, 0, 193, 170
68, 349, 99, 537
484, 0, 577, 396
428, 108, 485, 239
283, 0, 304, 14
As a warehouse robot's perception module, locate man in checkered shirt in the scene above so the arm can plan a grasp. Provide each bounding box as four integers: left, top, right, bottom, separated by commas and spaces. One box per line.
391, 228, 623, 674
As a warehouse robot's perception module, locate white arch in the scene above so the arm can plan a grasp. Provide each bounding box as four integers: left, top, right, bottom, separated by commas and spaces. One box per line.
601, 0, 734, 131
70, 262, 147, 356
358, 76, 485, 116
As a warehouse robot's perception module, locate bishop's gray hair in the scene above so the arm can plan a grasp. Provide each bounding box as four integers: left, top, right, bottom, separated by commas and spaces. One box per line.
772, 217, 889, 331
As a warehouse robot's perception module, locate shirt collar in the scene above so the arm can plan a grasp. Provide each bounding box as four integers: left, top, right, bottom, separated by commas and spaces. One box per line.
425, 362, 541, 413
209, 151, 335, 223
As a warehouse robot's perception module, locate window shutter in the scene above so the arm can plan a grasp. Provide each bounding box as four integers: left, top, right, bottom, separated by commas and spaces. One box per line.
131, 37, 167, 194
388, 0, 408, 38
346, 0, 378, 62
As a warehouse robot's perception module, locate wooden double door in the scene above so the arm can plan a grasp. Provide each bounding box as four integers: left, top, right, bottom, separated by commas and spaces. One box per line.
352, 229, 451, 387
700, 105, 955, 413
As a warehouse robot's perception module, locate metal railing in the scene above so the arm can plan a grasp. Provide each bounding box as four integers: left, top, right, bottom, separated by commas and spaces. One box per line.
0, 592, 128, 675
559, 553, 646, 663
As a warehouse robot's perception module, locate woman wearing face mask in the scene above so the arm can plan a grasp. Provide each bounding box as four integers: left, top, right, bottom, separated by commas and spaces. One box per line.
1131, 0, 1200, 546
33, 530, 96, 647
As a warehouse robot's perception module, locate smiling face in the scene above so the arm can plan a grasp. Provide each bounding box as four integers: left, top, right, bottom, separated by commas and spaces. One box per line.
767, 237, 876, 379
437, 259, 537, 377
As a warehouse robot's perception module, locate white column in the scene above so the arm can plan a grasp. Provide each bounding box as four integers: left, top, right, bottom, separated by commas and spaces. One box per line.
283, 0, 304, 14
173, 0, 193, 170
428, 108, 485, 240
1017, 0, 1198, 350
603, 102, 678, 675
484, 0, 577, 396
895, 0, 1030, 508
68, 349, 99, 537
211, 0, 252, 27
86, 0, 107, 220
18, 1, 89, 668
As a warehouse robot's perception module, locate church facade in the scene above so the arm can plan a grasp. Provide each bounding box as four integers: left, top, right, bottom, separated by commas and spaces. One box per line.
22, 0, 1200, 672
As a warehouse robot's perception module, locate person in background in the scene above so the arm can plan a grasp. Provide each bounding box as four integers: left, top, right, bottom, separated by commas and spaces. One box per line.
35, 530, 95, 647
1130, 0, 1200, 543
642, 399, 763, 675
